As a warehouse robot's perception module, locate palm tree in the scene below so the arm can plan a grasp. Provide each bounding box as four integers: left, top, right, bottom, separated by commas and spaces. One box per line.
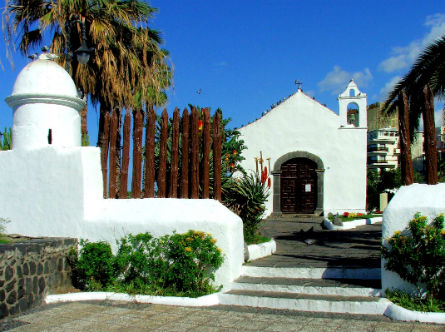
383, 35, 445, 184
3, 0, 171, 144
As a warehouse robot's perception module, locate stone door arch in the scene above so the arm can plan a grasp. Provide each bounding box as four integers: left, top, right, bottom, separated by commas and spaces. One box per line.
272, 151, 324, 215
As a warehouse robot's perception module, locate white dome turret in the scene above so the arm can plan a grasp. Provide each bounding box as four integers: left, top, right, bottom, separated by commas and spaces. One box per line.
5, 54, 86, 150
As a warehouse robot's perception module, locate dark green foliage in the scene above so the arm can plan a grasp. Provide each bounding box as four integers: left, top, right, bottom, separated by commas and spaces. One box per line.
385, 289, 444, 312
382, 213, 445, 299
367, 169, 424, 210
70, 231, 224, 297
0, 128, 12, 150
70, 240, 115, 290
223, 173, 269, 244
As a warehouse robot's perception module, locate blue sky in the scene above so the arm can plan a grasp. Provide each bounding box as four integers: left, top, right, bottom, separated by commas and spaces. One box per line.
1, 0, 444, 145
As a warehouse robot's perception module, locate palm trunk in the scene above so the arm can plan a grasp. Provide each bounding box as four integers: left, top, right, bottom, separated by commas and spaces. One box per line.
423, 84, 438, 184
80, 95, 88, 144
398, 90, 414, 185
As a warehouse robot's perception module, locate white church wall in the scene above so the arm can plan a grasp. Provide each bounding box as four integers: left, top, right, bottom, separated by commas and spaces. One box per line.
382, 183, 445, 294
239, 90, 367, 216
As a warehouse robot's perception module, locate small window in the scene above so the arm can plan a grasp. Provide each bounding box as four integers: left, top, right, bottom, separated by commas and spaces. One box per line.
349, 89, 355, 97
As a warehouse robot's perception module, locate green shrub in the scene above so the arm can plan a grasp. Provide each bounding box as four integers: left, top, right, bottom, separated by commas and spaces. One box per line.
0, 217, 10, 244
71, 231, 224, 297
381, 213, 445, 299
71, 240, 115, 290
223, 173, 269, 244
385, 289, 444, 312
115, 231, 223, 296
0, 128, 12, 150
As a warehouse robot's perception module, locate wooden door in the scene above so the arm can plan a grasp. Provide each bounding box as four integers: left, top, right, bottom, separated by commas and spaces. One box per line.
280, 158, 317, 214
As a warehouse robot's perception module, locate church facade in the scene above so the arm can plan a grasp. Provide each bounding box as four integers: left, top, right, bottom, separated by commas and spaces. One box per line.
238, 80, 367, 216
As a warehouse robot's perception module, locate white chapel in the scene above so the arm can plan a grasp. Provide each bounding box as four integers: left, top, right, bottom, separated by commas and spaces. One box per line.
238, 80, 368, 216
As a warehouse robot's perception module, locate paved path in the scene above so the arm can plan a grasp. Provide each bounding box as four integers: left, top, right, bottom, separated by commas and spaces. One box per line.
250, 218, 381, 268
1, 300, 444, 331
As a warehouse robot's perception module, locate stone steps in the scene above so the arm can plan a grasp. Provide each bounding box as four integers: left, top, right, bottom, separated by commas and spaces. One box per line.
241, 266, 381, 280
222, 266, 386, 315
231, 276, 382, 297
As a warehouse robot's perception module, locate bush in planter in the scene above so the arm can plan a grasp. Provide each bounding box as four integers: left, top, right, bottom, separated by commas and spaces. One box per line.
115, 231, 224, 296
71, 231, 224, 297
69, 240, 115, 290
381, 213, 445, 300
223, 172, 269, 244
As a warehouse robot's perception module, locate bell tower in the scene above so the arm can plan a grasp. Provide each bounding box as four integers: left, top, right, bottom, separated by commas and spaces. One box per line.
338, 80, 367, 128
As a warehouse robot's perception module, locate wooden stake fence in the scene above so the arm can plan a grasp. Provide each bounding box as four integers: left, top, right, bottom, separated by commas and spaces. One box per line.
100, 107, 223, 200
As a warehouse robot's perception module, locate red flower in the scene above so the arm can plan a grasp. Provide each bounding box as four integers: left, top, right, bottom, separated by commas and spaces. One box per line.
343, 212, 349, 217
267, 178, 271, 188
198, 120, 203, 131
233, 149, 237, 155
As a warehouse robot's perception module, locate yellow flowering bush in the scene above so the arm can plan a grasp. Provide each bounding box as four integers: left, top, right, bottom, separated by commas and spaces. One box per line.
73, 231, 224, 297
382, 213, 444, 299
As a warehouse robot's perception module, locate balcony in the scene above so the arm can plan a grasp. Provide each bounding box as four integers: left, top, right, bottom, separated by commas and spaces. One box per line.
367, 146, 389, 153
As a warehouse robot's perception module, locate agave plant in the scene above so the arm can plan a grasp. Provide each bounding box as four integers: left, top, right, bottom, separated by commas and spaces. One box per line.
223, 173, 269, 243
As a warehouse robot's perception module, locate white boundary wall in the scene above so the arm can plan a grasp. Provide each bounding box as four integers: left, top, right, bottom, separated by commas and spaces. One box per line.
0, 147, 244, 287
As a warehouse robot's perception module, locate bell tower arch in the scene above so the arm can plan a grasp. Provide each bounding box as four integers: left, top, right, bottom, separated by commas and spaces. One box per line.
338, 80, 367, 128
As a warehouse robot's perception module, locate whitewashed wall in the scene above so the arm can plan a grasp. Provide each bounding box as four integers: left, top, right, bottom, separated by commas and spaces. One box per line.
0, 147, 244, 287
0, 56, 244, 288
238, 90, 367, 216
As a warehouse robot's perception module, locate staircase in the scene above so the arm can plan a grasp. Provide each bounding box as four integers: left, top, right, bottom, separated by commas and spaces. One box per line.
220, 266, 388, 315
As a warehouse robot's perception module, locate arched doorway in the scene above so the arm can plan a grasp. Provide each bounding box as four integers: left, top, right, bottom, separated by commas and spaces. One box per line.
272, 151, 324, 215
280, 158, 317, 213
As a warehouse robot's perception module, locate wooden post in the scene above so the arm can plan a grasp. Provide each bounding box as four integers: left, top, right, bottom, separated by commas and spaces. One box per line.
131, 109, 144, 198
119, 111, 131, 198
398, 90, 414, 185
423, 84, 438, 184
108, 110, 119, 198
190, 107, 200, 198
157, 109, 168, 197
213, 112, 222, 201
144, 107, 156, 198
180, 109, 190, 198
169, 108, 180, 198
202, 108, 211, 198
101, 112, 111, 198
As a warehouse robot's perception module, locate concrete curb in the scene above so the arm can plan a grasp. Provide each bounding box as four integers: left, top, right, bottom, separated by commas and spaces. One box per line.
45, 292, 220, 307
323, 216, 382, 230
45, 291, 444, 324
384, 301, 445, 324
247, 239, 276, 262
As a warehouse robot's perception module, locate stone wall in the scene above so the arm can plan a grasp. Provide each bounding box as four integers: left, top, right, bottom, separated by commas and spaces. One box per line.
0, 237, 77, 318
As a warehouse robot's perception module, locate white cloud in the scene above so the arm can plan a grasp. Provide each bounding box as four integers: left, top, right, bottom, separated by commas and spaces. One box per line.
378, 13, 445, 73
318, 66, 373, 95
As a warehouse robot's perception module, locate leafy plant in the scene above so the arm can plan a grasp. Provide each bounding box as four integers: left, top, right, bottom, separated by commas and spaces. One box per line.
0, 128, 12, 150
385, 289, 444, 312
70, 231, 224, 297
0, 217, 10, 244
70, 240, 115, 290
223, 173, 269, 244
381, 213, 445, 299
